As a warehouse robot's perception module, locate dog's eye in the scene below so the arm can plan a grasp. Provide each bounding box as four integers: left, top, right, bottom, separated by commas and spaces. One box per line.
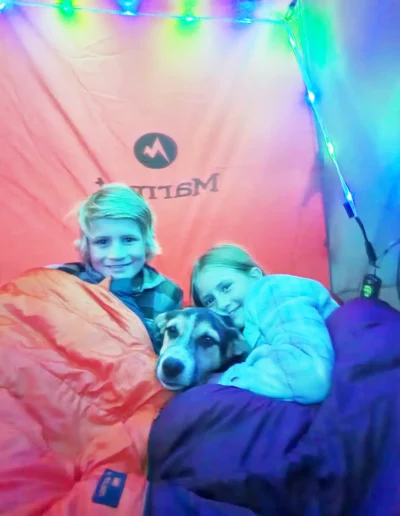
166, 325, 179, 339
198, 335, 217, 347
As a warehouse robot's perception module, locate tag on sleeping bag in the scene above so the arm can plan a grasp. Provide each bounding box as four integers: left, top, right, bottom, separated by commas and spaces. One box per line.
92, 469, 127, 508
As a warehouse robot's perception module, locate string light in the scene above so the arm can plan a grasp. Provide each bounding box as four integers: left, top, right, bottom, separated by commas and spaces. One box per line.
286, 2, 382, 274
326, 141, 335, 157
307, 90, 316, 104
0, 0, 283, 23
0, 0, 348, 205
283, 0, 384, 274
233, 0, 257, 24
284, 7, 354, 212
0, 0, 350, 203
2, 0, 376, 268
182, 12, 196, 22
118, 0, 139, 16
284, 0, 298, 22
181, 0, 197, 23
59, 0, 73, 15
0, 0, 11, 10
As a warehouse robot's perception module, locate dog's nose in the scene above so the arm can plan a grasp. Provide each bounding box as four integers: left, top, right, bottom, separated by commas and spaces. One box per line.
162, 357, 184, 379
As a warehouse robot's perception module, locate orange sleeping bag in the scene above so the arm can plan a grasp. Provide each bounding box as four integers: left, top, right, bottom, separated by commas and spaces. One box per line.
0, 268, 173, 515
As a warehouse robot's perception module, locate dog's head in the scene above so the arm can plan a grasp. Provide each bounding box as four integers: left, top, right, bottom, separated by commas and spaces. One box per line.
155, 307, 252, 391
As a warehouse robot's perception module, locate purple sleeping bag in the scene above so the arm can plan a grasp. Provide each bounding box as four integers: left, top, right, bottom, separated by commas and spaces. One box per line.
145, 299, 400, 515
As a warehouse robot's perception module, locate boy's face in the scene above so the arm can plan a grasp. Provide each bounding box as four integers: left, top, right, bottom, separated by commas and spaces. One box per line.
87, 218, 146, 280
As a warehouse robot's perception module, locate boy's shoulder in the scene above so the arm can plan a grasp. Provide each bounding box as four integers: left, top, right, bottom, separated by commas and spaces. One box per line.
51, 262, 85, 275
142, 265, 183, 303
143, 264, 180, 290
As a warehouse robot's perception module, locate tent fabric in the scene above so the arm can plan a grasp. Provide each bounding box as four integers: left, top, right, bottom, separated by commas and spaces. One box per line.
0, 1, 329, 304
0, 0, 399, 512
2, 0, 398, 307
301, 0, 400, 308
145, 298, 400, 515
0, 268, 173, 514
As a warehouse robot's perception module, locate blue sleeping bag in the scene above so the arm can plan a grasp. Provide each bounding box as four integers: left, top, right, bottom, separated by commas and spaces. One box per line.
145, 299, 400, 515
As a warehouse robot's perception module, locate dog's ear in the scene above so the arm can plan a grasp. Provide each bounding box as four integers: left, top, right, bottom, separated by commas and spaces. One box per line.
152, 310, 180, 355
226, 329, 252, 359
215, 315, 252, 360
154, 312, 169, 335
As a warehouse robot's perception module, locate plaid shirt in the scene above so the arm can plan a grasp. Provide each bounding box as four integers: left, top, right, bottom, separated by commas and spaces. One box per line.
218, 275, 339, 404
56, 262, 183, 346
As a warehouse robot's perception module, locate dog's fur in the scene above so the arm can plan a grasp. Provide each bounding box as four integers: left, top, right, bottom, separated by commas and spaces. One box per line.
155, 307, 252, 391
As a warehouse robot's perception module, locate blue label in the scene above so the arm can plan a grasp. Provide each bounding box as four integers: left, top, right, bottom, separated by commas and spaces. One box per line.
92, 469, 127, 509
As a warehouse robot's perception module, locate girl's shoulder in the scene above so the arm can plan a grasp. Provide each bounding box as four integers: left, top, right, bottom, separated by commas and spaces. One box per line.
245, 274, 338, 314
250, 274, 332, 296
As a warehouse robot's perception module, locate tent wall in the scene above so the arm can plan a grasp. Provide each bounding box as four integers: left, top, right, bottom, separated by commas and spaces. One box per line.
0, 1, 329, 302
301, 0, 400, 308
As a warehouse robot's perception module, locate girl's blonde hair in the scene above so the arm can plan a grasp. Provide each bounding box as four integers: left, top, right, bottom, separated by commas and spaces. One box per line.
190, 244, 264, 306
75, 183, 161, 262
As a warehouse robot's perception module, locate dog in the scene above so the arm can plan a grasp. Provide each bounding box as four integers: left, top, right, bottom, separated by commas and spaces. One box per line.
155, 307, 252, 391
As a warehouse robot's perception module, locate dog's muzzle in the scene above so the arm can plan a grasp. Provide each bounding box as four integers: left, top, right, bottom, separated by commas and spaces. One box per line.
157, 349, 196, 391
161, 357, 184, 379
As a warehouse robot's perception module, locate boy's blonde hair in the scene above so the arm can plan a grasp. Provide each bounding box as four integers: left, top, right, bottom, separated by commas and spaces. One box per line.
190, 244, 264, 306
75, 183, 161, 262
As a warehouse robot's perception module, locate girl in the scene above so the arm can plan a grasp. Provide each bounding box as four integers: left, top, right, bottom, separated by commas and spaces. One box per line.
54, 183, 183, 346
190, 244, 338, 404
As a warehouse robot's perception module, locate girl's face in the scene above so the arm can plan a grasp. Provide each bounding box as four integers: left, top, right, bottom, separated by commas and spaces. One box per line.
87, 217, 146, 280
194, 266, 260, 330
